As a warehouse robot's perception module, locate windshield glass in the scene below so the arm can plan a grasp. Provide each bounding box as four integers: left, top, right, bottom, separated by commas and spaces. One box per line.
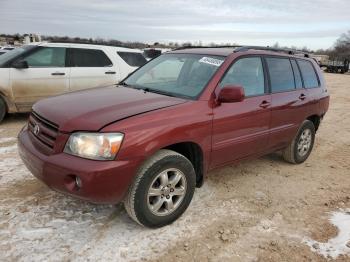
124, 53, 225, 99
0, 45, 36, 66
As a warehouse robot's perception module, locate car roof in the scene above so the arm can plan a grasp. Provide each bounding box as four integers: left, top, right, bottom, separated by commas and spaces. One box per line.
31, 42, 143, 53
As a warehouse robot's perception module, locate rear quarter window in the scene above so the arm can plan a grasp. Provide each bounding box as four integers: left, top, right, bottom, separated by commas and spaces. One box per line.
266, 57, 295, 92
297, 60, 319, 88
117, 52, 147, 67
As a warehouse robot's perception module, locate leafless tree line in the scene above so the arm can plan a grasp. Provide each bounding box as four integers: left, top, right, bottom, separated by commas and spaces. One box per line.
1, 31, 350, 59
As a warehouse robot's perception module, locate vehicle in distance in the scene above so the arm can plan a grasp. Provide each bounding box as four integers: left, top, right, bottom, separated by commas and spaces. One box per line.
143, 47, 170, 60
324, 58, 349, 74
18, 46, 329, 228
1, 46, 15, 51
0, 42, 147, 122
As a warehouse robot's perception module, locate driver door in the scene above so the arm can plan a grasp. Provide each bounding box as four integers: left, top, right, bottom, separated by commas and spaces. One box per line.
10, 46, 69, 111
211, 56, 271, 168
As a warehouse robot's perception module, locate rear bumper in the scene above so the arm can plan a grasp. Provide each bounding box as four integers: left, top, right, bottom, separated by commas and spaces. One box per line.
18, 129, 139, 204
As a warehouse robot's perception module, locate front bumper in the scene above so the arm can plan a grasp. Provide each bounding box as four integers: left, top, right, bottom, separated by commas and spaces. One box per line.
18, 129, 139, 204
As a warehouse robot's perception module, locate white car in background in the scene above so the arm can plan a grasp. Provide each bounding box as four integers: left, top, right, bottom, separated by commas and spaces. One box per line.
1, 46, 16, 51
0, 42, 147, 121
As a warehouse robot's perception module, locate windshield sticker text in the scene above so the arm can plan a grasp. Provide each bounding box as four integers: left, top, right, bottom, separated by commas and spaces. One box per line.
199, 57, 224, 67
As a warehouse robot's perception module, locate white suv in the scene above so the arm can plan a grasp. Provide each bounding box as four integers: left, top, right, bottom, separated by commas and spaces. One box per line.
0, 42, 147, 122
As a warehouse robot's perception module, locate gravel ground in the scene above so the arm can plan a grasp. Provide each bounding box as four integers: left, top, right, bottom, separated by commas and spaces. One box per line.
0, 73, 349, 262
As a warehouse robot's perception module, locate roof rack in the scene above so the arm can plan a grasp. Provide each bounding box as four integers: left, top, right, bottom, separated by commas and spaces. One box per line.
173, 45, 242, 51
234, 46, 310, 58
172, 45, 310, 58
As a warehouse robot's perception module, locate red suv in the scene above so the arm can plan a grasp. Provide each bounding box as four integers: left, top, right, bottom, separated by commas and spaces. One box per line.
18, 46, 329, 228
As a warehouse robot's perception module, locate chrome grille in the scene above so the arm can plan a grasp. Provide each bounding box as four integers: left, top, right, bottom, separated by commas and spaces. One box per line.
28, 112, 59, 150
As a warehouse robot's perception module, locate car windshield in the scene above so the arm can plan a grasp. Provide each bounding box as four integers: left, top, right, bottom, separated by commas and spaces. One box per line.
0, 45, 36, 66
124, 53, 225, 99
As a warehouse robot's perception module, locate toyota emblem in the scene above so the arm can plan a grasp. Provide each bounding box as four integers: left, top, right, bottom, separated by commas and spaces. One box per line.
33, 124, 40, 136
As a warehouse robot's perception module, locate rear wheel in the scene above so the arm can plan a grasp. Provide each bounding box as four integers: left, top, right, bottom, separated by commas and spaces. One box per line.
0, 98, 6, 123
283, 120, 315, 164
124, 149, 196, 228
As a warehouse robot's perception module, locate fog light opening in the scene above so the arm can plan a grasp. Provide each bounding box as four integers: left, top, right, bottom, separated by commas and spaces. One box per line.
75, 176, 82, 189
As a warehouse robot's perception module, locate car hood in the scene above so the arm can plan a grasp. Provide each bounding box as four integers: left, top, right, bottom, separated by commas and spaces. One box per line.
33, 86, 187, 132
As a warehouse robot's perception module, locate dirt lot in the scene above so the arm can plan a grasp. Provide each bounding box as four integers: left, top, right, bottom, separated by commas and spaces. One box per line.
0, 73, 349, 262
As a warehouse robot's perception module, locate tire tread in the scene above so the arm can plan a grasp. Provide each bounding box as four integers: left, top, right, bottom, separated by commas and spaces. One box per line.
282, 120, 315, 164
124, 149, 189, 226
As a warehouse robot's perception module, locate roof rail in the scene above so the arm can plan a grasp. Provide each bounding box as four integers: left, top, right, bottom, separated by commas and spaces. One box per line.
234, 46, 310, 57
49, 41, 139, 49
172, 45, 311, 58
173, 45, 242, 51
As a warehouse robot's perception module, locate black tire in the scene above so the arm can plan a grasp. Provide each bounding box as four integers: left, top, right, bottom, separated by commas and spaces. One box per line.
124, 149, 196, 228
0, 98, 6, 123
282, 120, 315, 164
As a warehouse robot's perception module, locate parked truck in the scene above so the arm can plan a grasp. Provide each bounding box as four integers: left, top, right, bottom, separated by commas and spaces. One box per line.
324, 58, 349, 74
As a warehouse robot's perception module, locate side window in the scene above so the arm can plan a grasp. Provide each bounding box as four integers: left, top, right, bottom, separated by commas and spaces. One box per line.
117, 52, 147, 67
266, 57, 295, 92
220, 57, 265, 96
297, 60, 319, 88
25, 47, 66, 67
69, 48, 112, 67
290, 59, 303, 89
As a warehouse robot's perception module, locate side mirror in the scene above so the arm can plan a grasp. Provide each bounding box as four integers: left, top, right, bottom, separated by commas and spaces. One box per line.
218, 85, 245, 103
12, 60, 29, 69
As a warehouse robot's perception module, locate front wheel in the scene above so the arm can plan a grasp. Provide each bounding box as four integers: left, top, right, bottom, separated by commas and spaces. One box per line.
124, 149, 196, 228
283, 120, 316, 164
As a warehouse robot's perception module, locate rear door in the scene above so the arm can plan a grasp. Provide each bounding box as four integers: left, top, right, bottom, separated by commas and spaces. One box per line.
68, 48, 117, 92
266, 57, 308, 151
211, 56, 271, 168
10, 46, 69, 111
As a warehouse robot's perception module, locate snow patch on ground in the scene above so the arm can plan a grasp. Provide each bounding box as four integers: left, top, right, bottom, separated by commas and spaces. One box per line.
78, 184, 247, 261
0, 141, 29, 185
0, 157, 30, 185
0, 144, 17, 154
0, 137, 17, 144
0, 174, 248, 262
304, 209, 350, 259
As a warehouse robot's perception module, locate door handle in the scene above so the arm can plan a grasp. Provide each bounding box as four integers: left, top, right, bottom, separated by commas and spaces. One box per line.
259, 100, 271, 108
51, 72, 65, 76
299, 94, 306, 100
105, 71, 116, 74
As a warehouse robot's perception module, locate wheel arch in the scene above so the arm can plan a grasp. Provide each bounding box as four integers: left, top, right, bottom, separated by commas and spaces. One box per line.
306, 114, 321, 132
162, 141, 205, 188
0, 91, 9, 112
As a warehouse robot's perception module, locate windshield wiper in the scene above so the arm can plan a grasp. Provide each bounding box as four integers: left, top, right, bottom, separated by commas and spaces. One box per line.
118, 82, 141, 90
142, 88, 178, 98
119, 84, 190, 99
118, 81, 129, 87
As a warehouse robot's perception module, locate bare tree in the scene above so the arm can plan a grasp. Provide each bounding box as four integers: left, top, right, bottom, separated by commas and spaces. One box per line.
332, 30, 350, 59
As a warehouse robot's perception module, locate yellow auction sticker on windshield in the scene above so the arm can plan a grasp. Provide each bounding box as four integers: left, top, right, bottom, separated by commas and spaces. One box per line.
199, 57, 224, 67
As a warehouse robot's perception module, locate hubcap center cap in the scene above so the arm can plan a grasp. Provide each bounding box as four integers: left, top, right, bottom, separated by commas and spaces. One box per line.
162, 186, 171, 195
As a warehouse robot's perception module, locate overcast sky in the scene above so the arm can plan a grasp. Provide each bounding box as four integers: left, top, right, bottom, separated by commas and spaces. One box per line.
1, 0, 349, 50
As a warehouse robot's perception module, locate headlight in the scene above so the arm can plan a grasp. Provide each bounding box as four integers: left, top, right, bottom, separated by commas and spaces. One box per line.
64, 132, 124, 160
